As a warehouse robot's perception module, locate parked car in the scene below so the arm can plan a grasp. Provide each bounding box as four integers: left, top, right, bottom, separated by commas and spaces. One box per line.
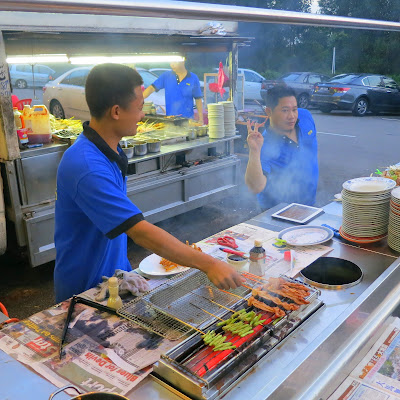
43, 67, 166, 120
9, 63, 56, 89
312, 73, 400, 116
211, 67, 264, 101
260, 72, 330, 108
149, 68, 170, 77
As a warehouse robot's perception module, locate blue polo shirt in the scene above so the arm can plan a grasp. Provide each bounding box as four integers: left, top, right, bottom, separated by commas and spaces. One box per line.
152, 71, 202, 118
257, 108, 319, 209
54, 123, 144, 302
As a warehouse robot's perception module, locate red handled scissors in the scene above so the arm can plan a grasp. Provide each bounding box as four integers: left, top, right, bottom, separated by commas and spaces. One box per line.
217, 236, 238, 249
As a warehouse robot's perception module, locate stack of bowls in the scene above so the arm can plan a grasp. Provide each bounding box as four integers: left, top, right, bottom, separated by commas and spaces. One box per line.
388, 187, 400, 251
219, 101, 236, 136
207, 103, 224, 138
340, 177, 396, 243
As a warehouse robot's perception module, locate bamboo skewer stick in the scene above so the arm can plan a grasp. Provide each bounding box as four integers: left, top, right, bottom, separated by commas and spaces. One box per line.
190, 303, 224, 321
194, 293, 236, 312
242, 272, 269, 282
219, 289, 245, 299
171, 314, 205, 335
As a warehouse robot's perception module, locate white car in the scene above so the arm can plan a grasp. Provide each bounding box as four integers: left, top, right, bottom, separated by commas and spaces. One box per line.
212, 67, 264, 101
43, 66, 165, 120
238, 68, 265, 102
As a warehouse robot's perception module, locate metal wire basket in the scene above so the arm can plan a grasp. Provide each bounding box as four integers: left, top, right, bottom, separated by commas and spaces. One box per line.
118, 269, 257, 340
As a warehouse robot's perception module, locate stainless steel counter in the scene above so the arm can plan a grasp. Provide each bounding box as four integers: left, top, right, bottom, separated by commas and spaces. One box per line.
1, 203, 399, 399
3, 135, 239, 267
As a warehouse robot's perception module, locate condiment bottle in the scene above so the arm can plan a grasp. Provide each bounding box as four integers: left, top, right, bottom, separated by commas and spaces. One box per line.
107, 277, 123, 310
22, 105, 32, 132
249, 240, 266, 276
13, 107, 23, 129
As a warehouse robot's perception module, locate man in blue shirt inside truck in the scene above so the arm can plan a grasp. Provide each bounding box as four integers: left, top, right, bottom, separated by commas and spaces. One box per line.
143, 60, 204, 124
54, 63, 242, 302
245, 85, 319, 210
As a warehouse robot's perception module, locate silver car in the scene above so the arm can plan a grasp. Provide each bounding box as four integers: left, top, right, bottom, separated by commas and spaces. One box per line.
43, 66, 166, 120
10, 63, 55, 89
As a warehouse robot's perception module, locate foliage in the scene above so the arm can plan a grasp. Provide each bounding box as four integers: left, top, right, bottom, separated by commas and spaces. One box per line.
180, 0, 400, 77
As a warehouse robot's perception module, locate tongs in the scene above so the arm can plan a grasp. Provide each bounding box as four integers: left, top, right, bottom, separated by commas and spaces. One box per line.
59, 295, 118, 359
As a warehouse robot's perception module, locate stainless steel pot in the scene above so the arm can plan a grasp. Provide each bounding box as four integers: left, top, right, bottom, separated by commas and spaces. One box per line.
121, 144, 134, 158
49, 385, 129, 400
187, 128, 197, 141
132, 140, 147, 156
147, 139, 161, 153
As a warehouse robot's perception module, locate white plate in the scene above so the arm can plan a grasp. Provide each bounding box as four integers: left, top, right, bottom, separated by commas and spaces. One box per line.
343, 177, 396, 193
139, 253, 190, 276
278, 225, 333, 246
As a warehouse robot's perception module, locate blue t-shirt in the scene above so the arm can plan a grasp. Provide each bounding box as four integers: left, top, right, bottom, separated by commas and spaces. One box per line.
257, 108, 319, 209
152, 71, 202, 118
54, 123, 144, 302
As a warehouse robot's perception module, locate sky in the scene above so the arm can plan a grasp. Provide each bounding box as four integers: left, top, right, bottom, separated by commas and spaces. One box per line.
311, 0, 319, 13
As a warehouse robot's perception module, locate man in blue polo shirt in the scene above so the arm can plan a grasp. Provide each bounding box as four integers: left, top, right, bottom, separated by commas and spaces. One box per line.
54, 63, 242, 302
143, 60, 204, 124
245, 85, 318, 210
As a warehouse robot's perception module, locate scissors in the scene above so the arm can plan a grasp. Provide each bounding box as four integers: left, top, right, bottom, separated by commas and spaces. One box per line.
217, 236, 238, 249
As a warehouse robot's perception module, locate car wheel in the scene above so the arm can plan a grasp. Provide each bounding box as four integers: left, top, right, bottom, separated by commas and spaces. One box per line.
50, 100, 65, 119
352, 97, 368, 116
297, 93, 309, 109
319, 105, 332, 113
15, 79, 27, 89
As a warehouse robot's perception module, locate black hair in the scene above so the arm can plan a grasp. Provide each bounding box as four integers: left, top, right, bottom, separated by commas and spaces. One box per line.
265, 85, 297, 110
85, 63, 143, 119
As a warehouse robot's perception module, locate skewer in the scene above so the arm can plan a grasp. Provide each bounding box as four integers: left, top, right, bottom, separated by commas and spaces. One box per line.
242, 284, 253, 290
242, 272, 269, 282
194, 293, 236, 312
170, 313, 205, 335
190, 303, 224, 321
219, 289, 245, 300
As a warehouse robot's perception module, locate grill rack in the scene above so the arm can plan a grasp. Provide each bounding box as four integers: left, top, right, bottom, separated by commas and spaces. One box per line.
118, 269, 259, 340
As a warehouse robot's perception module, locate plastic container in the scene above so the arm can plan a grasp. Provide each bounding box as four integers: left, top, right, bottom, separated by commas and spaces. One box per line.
17, 128, 29, 145
226, 254, 248, 272
107, 277, 123, 310
249, 239, 266, 276
13, 107, 23, 129
22, 105, 32, 132
29, 105, 52, 144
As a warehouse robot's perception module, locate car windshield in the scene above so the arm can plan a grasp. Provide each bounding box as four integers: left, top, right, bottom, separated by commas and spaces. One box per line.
281, 73, 301, 81
328, 74, 360, 84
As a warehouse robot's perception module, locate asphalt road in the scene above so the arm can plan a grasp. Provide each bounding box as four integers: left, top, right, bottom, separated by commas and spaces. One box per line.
1, 107, 400, 320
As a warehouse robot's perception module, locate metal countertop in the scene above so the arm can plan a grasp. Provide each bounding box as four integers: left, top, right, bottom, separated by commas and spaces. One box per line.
0, 203, 399, 399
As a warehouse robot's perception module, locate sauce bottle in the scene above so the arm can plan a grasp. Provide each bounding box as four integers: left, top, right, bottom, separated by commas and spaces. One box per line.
22, 105, 32, 132
249, 240, 266, 276
13, 107, 23, 129
107, 277, 123, 310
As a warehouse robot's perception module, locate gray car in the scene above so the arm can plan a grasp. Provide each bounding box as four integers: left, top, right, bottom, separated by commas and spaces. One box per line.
9, 64, 55, 89
311, 73, 400, 116
260, 72, 330, 108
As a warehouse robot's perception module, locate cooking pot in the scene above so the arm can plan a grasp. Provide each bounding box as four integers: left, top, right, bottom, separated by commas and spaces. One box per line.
49, 384, 129, 400
132, 140, 147, 156
147, 139, 161, 153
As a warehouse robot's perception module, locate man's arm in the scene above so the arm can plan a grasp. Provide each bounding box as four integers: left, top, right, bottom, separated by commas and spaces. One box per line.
195, 98, 204, 124
245, 121, 267, 194
143, 85, 156, 99
126, 220, 243, 290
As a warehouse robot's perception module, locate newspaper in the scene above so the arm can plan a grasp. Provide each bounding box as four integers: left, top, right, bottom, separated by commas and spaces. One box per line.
328, 318, 400, 399
0, 300, 177, 395
197, 222, 333, 277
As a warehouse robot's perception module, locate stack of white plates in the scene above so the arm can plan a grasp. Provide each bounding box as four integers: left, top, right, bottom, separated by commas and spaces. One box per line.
340, 177, 395, 243
207, 103, 224, 139
388, 187, 400, 251
219, 101, 236, 136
